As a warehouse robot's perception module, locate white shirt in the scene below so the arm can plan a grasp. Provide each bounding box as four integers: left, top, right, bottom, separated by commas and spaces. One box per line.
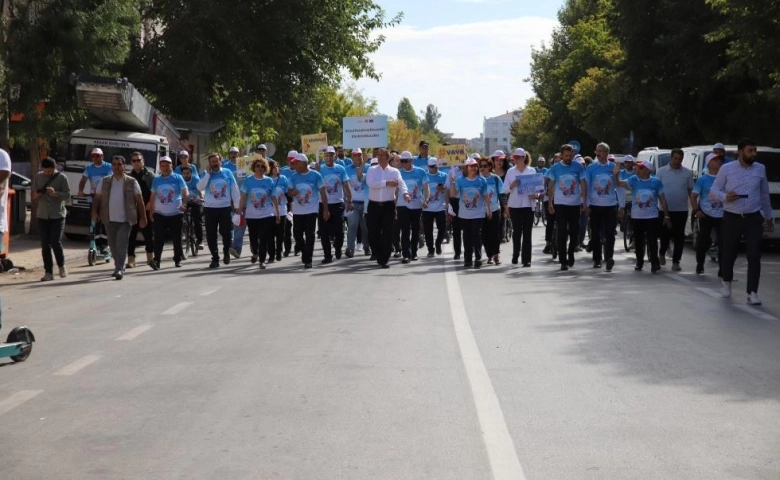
0, 149, 10, 232
502, 165, 538, 208
109, 177, 128, 223
366, 164, 408, 202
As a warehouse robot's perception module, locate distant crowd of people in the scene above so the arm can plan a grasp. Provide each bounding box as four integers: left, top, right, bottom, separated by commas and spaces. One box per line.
5, 136, 772, 305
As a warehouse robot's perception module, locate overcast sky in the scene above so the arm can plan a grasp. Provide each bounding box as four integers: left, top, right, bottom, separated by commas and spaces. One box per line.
351, 0, 563, 139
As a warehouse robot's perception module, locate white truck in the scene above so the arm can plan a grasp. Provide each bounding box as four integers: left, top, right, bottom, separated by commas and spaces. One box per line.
63, 75, 182, 238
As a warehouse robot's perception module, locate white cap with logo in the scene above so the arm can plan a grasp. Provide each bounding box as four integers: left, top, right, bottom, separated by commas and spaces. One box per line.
229, 146, 240, 153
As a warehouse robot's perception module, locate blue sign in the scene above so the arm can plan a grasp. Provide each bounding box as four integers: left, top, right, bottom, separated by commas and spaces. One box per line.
569, 140, 581, 154
517, 173, 546, 195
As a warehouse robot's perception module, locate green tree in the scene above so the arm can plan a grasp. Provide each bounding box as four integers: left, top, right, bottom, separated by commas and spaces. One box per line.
420, 104, 441, 133
3, 0, 141, 141
511, 98, 558, 157
396, 97, 419, 130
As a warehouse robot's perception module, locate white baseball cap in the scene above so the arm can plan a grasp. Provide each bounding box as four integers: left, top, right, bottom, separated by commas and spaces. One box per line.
351, 148, 362, 156
370, 158, 379, 165
469, 153, 481, 160
297, 153, 309, 163
427, 158, 438, 166
511, 148, 526, 158
286, 150, 299, 160
178, 150, 189, 157
621, 155, 635, 163
400, 151, 414, 160
229, 146, 240, 153
705, 153, 722, 165
490, 150, 506, 159
257, 144, 267, 151
90, 148, 104, 156
537, 157, 546, 163
607, 154, 616, 161
464, 158, 479, 166
325, 146, 336, 154
713, 142, 726, 151
636, 159, 654, 172
159, 155, 172, 163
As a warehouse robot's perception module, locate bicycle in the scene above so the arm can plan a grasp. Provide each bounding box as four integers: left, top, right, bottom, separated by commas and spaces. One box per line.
181, 200, 201, 259
534, 197, 546, 226
622, 203, 634, 252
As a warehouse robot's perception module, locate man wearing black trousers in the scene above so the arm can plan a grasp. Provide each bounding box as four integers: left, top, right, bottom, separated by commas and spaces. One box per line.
366, 148, 410, 268
586, 142, 619, 271
446, 164, 464, 260
196, 153, 241, 268
288, 153, 329, 269
656, 148, 693, 271
547, 145, 588, 271
318, 146, 352, 263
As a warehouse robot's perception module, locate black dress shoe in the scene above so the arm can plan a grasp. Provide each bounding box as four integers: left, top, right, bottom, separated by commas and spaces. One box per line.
436, 245, 442, 255
568, 255, 575, 267
321, 257, 333, 264
560, 264, 569, 271
512, 256, 518, 265
209, 259, 219, 268
380, 263, 389, 269
593, 262, 602, 269
411, 255, 418, 261
454, 253, 461, 260
402, 258, 410, 264
223, 253, 231, 265
304, 263, 313, 269
606, 259, 615, 272
522, 263, 531, 268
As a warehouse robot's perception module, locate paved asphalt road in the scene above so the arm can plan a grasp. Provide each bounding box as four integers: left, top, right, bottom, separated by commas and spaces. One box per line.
0, 229, 779, 479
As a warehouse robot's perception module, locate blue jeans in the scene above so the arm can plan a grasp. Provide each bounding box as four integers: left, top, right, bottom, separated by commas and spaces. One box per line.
346, 202, 369, 252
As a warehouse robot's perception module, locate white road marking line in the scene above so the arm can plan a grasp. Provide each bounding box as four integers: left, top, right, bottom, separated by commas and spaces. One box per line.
734, 305, 779, 321
162, 302, 192, 315
200, 288, 221, 296
695, 287, 722, 299
53, 355, 101, 376
445, 266, 526, 480
664, 273, 694, 285
115, 324, 154, 341
0, 390, 43, 417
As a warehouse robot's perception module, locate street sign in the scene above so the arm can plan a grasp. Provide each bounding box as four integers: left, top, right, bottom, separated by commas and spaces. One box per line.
342, 116, 388, 149
569, 140, 581, 154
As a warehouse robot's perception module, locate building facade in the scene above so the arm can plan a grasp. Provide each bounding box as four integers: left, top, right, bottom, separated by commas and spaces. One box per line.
483, 111, 521, 154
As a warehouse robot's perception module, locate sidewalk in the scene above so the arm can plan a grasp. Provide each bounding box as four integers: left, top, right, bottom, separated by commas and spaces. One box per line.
3, 234, 88, 272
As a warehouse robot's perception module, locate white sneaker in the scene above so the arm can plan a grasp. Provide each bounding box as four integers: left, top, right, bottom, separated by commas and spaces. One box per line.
59, 266, 68, 278
721, 281, 732, 298
747, 292, 762, 305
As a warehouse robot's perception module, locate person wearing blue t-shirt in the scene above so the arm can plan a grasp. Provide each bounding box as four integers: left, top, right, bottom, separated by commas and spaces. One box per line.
148, 156, 189, 269
345, 150, 370, 257
547, 145, 588, 270
451, 158, 492, 268
78, 148, 114, 252
615, 159, 671, 273
691, 153, 724, 275
335, 146, 354, 169
413, 141, 432, 169
174, 151, 199, 180
179, 164, 203, 251
445, 164, 465, 259
239, 157, 280, 269
266, 160, 292, 262
288, 153, 329, 269
585, 142, 619, 271
422, 158, 448, 257
480, 159, 505, 265
396, 151, 429, 263
319, 146, 352, 263
196, 153, 241, 268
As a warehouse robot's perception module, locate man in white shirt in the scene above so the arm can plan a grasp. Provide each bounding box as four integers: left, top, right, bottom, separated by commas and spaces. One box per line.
0, 148, 11, 257
366, 148, 410, 269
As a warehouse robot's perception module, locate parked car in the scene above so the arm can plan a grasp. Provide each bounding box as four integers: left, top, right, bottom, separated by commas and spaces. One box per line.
636, 147, 672, 173
10, 172, 31, 208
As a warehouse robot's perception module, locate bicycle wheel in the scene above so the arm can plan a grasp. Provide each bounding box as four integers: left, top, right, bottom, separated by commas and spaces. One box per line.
188, 219, 197, 257
534, 210, 540, 226
624, 218, 633, 252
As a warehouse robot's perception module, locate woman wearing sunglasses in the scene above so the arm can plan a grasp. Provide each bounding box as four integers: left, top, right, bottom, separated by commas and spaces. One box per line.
479, 159, 504, 264
450, 157, 492, 268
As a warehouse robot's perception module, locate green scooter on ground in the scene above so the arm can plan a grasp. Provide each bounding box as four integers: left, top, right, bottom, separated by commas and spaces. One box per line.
0, 295, 35, 363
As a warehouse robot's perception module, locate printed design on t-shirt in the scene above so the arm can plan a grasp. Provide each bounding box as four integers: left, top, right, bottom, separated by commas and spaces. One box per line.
295, 183, 313, 205
407, 180, 419, 200
462, 188, 481, 209
157, 184, 176, 204
274, 187, 286, 206
709, 198, 724, 210
487, 188, 495, 205
90, 176, 103, 192
324, 175, 341, 195
210, 179, 228, 199
594, 174, 612, 196
429, 188, 441, 202
349, 176, 363, 192
634, 189, 656, 209
558, 175, 578, 196
250, 189, 268, 209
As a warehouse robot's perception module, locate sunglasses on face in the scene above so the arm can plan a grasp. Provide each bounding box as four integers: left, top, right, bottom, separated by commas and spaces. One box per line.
400, 159, 410, 163
131, 159, 142, 163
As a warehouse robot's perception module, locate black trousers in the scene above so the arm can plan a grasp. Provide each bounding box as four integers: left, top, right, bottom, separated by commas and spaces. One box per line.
589, 205, 618, 263
368, 200, 395, 265
660, 211, 688, 263
267, 215, 289, 259
392, 216, 401, 253
397, 206, 422, 259
204, 207, 233, 261
128, 218, 154, 257
695, 214, 722, 268
482, 209, 502, 258
247, 217, 275, 263
556, 205, 581, 264
544, 201, 556, 244
509, 207, 534, 264
634, 217, 660, 268
319, 203, 344, 259
721, 211, 764, 293
461, 218, 484, 262
189, 204, 203, 244
153, 213, 184, 263
449, 199, 462, 255
293, 213, 318, 265
38, 217, 65, 274
422, 211, 446, 252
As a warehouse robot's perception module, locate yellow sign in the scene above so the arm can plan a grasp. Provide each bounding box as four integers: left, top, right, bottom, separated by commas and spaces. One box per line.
236, 154, 263, 173
301, 133, 329, 155
437, 144, 468, 165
